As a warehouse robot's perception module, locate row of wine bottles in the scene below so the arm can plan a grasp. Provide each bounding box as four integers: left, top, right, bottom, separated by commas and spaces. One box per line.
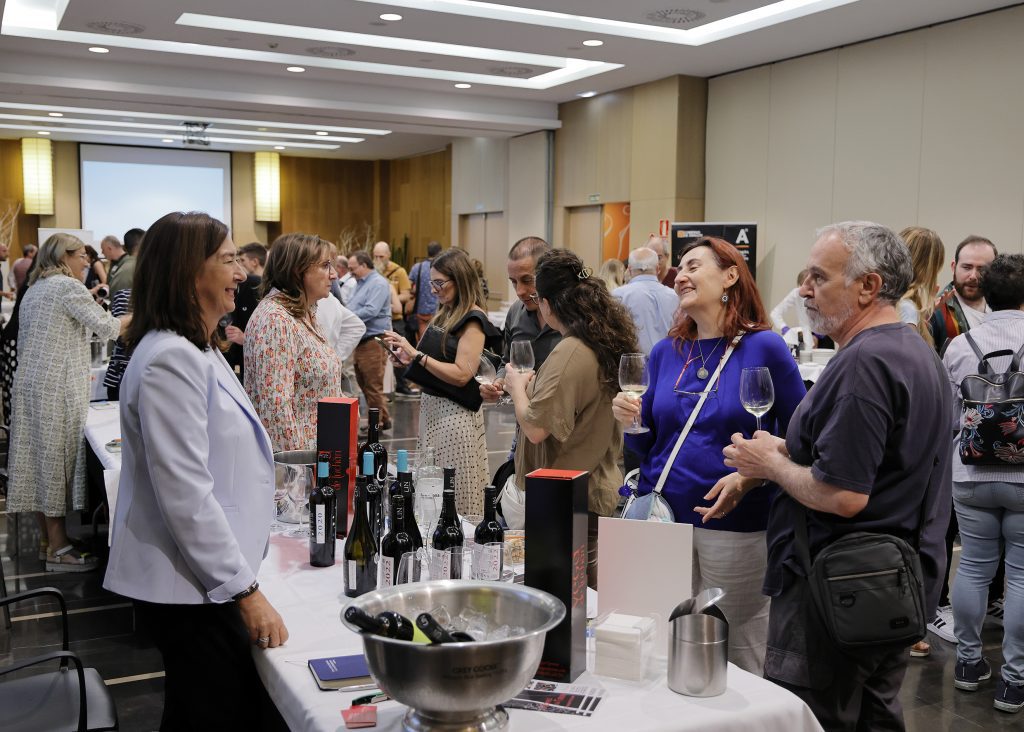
344, 606, 473, 644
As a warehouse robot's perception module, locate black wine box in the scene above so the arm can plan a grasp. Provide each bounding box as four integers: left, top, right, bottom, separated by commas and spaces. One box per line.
524, 468, 588, 683
316, 398, 359, 538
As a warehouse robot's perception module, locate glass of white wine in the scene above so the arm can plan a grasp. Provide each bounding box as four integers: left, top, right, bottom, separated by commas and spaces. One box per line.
475, 355, 497, 386
618, 353, 650, 434
740, 366, 775, 433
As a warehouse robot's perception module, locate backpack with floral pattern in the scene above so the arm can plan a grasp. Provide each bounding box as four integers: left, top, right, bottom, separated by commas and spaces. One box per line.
959, 332, 1024, 465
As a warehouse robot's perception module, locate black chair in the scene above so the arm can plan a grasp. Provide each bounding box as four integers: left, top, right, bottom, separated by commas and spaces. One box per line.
0, 587, 118, 731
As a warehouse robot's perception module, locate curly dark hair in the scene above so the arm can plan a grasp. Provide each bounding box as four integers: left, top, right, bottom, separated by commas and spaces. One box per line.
981, 254, 1024, 311
535, 249, 639, 393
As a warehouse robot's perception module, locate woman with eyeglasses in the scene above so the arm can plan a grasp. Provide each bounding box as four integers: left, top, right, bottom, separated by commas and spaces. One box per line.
244, 233, 344, 451
502, 249, 639, 589
384, 248, 501, 515
610, 236, 805, 674
7, 233, 129, 570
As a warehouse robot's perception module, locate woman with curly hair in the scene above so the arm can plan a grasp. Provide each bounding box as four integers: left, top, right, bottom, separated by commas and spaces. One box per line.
504, 248, 638, 588
611, 236, 805, 674
244, 233, 344, 451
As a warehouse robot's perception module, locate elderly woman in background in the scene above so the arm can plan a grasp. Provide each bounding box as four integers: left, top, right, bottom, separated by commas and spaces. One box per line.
7, 233, 128, 571
104, 211, 288, 730
611, 237, 805, 674
385, 248, 501, 515
245, 233, 344, 451
504, 249, 638, 588
898, 226, 946, 348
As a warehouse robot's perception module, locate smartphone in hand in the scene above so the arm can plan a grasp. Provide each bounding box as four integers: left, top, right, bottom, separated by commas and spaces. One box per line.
374, 336, 402, 363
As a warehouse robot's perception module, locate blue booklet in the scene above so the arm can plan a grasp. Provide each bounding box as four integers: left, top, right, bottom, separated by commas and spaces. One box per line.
307, 654, 373, 691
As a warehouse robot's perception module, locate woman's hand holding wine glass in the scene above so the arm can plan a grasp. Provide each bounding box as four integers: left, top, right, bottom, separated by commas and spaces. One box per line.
618, 353, 650, 434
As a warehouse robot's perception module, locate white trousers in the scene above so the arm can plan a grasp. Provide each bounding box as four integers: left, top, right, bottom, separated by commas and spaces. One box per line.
691, 527, 770, 675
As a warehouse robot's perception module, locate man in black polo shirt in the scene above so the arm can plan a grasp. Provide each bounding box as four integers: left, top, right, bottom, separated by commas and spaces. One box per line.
723, 222, 951, 729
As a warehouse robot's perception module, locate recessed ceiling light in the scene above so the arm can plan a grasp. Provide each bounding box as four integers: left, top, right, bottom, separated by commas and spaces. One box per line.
454, 83, 472, 89
286, 66, 305, 72
582, 39, 603, 47
88, 46, 110, 54
48, 112, 63, 117
577, 91, 597, 98
379, 13, 403, 21
162, 138, 174, 143
315, 131, 329, 136
37, 130, 50, 135
274, 145, 286, 150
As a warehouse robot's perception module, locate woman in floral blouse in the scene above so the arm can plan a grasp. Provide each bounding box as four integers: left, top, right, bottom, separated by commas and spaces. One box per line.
244, 233, 344, 452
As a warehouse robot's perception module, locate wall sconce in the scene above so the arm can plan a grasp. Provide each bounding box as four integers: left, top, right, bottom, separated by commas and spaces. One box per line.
21, 137, 54, 215
254, 151, 280, 222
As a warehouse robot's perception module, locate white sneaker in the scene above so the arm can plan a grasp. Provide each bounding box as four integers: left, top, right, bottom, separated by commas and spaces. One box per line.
928, 605, 956, 644
986, 599, 1005, 627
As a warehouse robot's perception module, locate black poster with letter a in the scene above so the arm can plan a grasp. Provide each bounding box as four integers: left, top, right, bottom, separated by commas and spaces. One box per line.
670, 222, 758, 279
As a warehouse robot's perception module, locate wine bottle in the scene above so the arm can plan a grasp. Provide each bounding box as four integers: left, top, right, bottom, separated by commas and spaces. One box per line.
396, 450, 423, 551
380, 494, 413, 588
344, 605, 388, 635
309, 457, 337, 567
416, 613, 474, 644
472, 485, 504, 580
377, 610, 430, 643
363, 451, 383, 551
343, 471, 378, 598
358, 407, 389, 484
431, 469, 464, 580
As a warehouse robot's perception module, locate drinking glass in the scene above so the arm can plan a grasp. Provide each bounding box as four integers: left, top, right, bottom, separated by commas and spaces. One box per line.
475, 355, 497, 386
740, 366, 775, 433
269, 483, 289, 533
618, 353, 650, 434
509, 341, 535, 373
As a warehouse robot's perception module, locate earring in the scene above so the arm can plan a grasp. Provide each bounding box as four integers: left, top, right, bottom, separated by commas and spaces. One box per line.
721, 293, 729, 303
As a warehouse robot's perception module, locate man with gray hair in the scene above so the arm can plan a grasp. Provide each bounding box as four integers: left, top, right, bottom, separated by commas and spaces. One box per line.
722, 222, 951, 729
612, 247, 679, 354
646, 234, 677, 287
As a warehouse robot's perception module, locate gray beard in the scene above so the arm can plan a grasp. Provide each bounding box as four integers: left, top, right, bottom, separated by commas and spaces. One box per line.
806, 302, 854, 337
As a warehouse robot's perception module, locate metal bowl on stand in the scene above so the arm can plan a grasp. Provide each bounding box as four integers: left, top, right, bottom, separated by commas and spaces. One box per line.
342, 580, 565, 732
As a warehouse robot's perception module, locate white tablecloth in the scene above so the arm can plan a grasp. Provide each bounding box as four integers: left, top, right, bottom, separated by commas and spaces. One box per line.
254, 534, 823, 732
798, 362, 826, 383
84, 402, 121, 544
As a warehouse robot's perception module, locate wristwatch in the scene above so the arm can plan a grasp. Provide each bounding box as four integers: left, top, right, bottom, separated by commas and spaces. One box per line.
232, 581, 259, 601
412, 352, 425, 366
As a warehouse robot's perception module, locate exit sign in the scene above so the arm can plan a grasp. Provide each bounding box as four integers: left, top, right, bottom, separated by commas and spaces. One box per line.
587, 193, 600, 203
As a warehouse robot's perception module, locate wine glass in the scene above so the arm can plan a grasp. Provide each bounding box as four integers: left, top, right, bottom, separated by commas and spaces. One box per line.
618, 353, 650, 434
740, 366, 775, 433
509, 341, 535, 374
475, 356, 497, 386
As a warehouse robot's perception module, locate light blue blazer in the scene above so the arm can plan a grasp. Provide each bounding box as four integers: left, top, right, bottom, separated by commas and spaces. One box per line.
104, 331, 275, 604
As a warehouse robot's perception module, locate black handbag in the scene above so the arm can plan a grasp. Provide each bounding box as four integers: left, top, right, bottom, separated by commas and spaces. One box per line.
958, 332, 1024, 465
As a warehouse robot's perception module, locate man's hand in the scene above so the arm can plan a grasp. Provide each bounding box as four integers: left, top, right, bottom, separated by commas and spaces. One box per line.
480, 378, 504, 403
225, 325, 245, 346
722, 431, 789, 482
238, 590, 289, 649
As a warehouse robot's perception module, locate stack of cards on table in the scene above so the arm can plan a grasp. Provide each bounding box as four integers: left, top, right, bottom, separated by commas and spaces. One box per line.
342, 705, 377, 729
593, 613, 655, 681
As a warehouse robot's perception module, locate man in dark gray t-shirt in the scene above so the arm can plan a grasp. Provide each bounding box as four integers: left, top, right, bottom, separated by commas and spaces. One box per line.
724, 222, 951, 730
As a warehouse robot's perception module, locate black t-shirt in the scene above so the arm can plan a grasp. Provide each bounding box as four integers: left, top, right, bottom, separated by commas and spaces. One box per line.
764, 323, 952, 602
224, 274, 262, 375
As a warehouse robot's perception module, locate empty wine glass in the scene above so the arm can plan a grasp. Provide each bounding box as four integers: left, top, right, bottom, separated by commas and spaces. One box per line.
509, 341, 535, 373
618, 353, 650, 434
740, 366, 775, 433
475, 355, 497, 386
269, 482, 289, 533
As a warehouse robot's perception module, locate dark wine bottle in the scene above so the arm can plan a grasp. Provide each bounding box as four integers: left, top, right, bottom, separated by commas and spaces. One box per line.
309, 457, 337, 567
358, 407, 389, 484
362, 451, 383, 551
416, 613, 474, 644
396, 450, 423, 551
380, 494, 413, 588
431, 468, 464, 580
472, 485, 504, 580
344, 605, 388, 635
343, 471, 378, 598
377, 611, 430, 643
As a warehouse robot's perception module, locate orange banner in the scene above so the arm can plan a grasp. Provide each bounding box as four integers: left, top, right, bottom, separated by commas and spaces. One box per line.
602, 202, 630, 262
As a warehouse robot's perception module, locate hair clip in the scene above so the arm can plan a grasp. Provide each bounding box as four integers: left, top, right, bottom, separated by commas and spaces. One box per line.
577, 267, 593, 280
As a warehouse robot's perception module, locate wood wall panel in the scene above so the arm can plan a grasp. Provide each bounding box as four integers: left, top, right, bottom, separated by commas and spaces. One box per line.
0, 139, 40, 259
279, 156, 376, 248
385, 147, 451, 267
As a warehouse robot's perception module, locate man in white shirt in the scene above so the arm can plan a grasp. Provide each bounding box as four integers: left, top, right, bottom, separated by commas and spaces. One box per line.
612, 247, 679, 354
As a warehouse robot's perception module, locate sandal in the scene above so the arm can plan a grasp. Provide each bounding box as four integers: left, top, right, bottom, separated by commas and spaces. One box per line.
45, 545, 99, 573
38, 537, 90, 562
910, 640, 931, 658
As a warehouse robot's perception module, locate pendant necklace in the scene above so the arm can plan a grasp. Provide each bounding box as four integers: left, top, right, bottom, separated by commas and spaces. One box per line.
695, 337, 724, 379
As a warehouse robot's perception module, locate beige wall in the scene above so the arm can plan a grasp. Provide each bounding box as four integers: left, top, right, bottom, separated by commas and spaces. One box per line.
231, 152, 268, 246
706, 4, 1024, 309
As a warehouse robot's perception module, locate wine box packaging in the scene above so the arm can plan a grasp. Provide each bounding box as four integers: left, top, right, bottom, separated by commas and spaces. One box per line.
524, 468, 588, 683
316, 398, 359, 537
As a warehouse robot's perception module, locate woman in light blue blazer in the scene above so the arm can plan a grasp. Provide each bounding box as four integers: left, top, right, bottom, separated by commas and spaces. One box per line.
103, 212, 288, 731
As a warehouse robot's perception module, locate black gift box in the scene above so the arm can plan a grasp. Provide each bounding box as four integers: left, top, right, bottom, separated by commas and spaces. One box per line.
524, 468, 588, 683
316, 398, 359, 538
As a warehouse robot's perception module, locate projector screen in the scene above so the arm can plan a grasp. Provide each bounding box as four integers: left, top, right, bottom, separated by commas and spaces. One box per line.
80, 144, 232, 242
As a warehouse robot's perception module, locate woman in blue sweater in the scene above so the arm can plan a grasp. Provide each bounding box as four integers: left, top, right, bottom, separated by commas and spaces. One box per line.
612, 237, 805, 674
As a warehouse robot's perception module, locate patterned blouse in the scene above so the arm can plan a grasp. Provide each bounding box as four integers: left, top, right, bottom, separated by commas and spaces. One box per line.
244, 295, 344, 452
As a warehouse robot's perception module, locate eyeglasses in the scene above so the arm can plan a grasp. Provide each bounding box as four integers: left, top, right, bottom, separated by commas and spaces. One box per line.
429, 279, 451, 291
527, 292, 540, 303
309, 260, 333, 273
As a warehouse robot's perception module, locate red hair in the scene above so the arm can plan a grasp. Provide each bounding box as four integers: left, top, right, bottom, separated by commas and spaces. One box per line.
667, 236, 771, 345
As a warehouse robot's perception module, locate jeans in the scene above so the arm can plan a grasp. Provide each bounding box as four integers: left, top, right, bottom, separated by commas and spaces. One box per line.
952, 481, 1024, 686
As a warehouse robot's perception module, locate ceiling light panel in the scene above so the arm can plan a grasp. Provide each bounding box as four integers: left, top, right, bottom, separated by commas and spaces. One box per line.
0, 123, 341, 149
347, 0, 862, 45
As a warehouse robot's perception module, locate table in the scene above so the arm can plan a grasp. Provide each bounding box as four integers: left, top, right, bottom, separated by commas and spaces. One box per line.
798, 362, 826, 384
254, 534, 824, 732
84, 402, 121, 544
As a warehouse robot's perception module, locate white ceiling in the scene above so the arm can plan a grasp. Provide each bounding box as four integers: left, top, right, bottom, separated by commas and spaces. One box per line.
0, 0, 1016, 159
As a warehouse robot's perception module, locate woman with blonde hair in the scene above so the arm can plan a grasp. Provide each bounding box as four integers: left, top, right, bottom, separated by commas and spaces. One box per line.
598, 258, 626, 291
385, 248, 501, 514
244, 233, 344, 451
898, 226, 946, 347
7, 233, 128, 570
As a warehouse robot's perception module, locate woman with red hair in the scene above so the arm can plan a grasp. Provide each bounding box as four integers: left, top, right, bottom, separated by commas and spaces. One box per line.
612, 236, 805, 674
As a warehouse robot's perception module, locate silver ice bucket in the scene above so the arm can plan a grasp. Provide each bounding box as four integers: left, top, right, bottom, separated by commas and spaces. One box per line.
273, 450, 316, 524
667, 593, 729, 698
